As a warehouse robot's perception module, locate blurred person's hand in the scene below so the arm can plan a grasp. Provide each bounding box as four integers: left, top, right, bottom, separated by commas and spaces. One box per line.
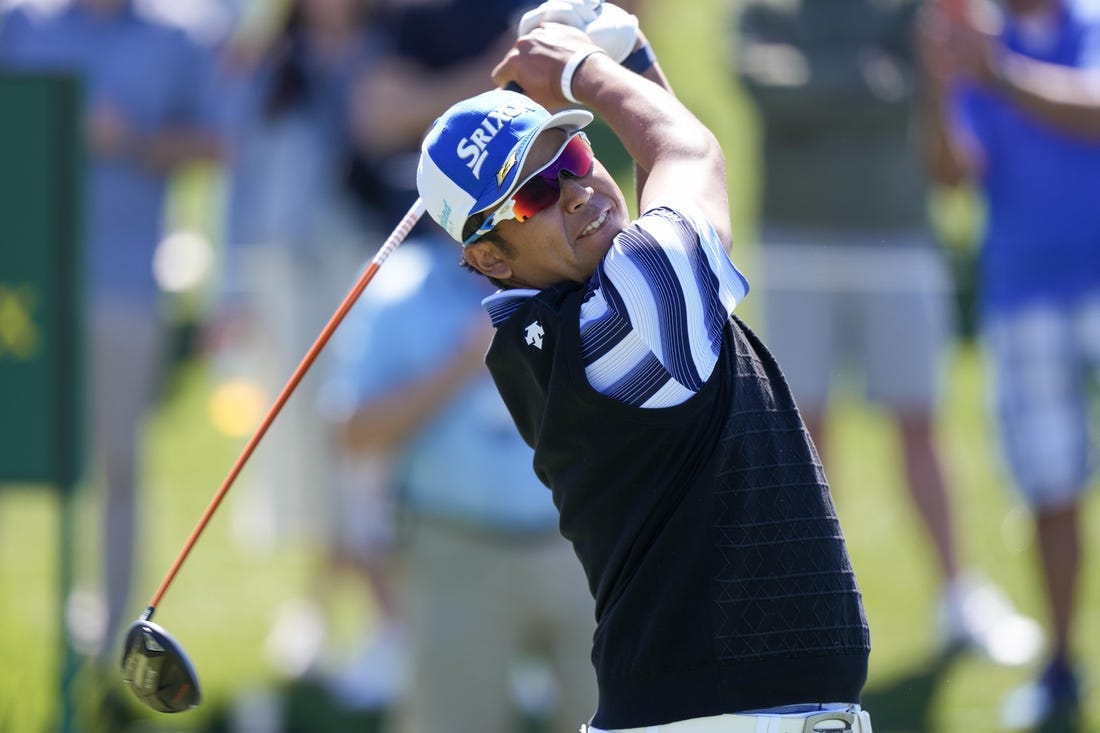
916, 0, 1005, 89
947, 2, 1005, 86
914, 2, 991, 187
86, 101, 136, 160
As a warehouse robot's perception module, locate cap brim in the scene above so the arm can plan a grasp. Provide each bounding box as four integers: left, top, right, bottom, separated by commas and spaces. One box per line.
473, 108, 594, 217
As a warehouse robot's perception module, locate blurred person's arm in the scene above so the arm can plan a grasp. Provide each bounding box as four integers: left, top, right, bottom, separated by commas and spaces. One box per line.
339, 320, 494, 454
127, 129, 223, 170
967, 45, 1100, 140
91, 31, 226, 172
933, 2, 1100, 141
86, 103, 224, 172
915, 3, 982, 187
349, 32, 515, 155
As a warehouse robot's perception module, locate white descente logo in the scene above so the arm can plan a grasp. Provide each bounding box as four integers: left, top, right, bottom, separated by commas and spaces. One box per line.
456, 101, 530, 180
525, 320, 545, 350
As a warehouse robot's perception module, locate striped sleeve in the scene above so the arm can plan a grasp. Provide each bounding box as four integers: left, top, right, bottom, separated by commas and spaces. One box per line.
580, 204, 749, 408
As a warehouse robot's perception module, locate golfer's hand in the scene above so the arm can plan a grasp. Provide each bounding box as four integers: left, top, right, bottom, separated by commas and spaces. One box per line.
518, 0, 600, 31
518, 0, 639, 63
493, 23, 604, 105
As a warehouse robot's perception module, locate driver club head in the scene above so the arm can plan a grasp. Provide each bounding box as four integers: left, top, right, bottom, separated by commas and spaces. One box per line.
120, 617, 202, 713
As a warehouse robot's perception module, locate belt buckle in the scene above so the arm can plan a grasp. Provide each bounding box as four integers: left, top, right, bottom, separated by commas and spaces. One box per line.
802, 711, 857, 733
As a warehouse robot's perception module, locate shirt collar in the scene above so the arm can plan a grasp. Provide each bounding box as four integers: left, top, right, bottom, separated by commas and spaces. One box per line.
482, 289, 540, 327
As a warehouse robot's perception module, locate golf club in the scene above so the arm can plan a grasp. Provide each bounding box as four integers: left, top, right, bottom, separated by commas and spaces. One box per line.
121, 197, 426, 712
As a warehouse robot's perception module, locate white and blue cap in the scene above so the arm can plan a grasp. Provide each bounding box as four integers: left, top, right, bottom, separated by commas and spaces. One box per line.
417, 89, 593, 244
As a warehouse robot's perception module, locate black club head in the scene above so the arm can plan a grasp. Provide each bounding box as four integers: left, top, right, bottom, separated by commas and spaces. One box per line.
120, 618, 201, 713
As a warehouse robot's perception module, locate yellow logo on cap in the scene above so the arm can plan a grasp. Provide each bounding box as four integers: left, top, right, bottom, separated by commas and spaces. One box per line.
496, 150, 517, 188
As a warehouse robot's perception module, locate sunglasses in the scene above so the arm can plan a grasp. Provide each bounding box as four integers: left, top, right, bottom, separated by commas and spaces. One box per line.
464, 133, 594, 245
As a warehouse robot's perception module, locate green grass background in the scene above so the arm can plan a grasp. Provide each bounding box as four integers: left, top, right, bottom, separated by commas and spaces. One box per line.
1, 0, 1098, 731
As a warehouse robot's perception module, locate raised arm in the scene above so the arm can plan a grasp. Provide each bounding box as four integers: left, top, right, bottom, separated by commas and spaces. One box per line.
915, 2, 984, 187
491, 23, 732, 249
921, 1, 1100, 144
974, 53, 1100, 140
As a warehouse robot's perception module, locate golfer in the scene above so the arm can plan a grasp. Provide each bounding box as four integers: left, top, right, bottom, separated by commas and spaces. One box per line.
416, 12, 872, 733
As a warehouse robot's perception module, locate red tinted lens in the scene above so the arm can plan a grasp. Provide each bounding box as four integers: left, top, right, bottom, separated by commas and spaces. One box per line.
509, 177, 560, 223
510, 135, 594, 222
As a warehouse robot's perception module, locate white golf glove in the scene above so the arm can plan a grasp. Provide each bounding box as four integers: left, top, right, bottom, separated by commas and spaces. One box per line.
518, 0, 640, 63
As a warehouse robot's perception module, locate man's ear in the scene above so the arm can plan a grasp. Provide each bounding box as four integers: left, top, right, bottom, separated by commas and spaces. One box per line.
463, 241, 513, 281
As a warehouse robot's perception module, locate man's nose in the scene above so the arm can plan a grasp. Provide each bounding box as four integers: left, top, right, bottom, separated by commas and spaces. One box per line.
560, 176, 593, 212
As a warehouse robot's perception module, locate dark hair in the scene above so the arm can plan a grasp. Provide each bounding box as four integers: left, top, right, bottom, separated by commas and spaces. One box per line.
459, 211, 513, 288
461, 211, 488, 244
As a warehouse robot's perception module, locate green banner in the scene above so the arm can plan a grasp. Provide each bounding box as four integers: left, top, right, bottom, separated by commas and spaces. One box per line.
0, 73, 83, 487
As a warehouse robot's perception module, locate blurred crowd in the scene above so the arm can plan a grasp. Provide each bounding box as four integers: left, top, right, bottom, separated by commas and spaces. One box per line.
0, 0, 1097, 731
736, 2, 1100, 731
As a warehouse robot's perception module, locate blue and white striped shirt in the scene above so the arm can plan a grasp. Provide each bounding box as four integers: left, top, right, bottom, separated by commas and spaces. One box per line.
483, 203, 749, 408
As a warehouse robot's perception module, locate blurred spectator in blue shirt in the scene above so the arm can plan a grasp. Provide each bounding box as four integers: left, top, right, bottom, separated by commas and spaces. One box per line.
291, 0, 575, 719
319, 234, 597, 733
919, 0, 1100, 727
0, 0, 223, 680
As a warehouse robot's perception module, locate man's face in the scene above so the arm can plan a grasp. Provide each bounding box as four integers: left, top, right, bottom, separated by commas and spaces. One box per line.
464, 129, 630, 291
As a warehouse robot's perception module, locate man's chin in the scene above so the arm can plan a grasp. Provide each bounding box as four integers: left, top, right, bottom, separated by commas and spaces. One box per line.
575, 234, 616, 279
597, 220, 626, 253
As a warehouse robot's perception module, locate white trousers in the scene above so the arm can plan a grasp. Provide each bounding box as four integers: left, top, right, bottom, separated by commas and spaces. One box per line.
584, 706, 873, 733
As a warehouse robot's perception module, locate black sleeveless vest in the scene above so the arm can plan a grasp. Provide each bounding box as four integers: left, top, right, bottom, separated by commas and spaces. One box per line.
486, 282, 870, 729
